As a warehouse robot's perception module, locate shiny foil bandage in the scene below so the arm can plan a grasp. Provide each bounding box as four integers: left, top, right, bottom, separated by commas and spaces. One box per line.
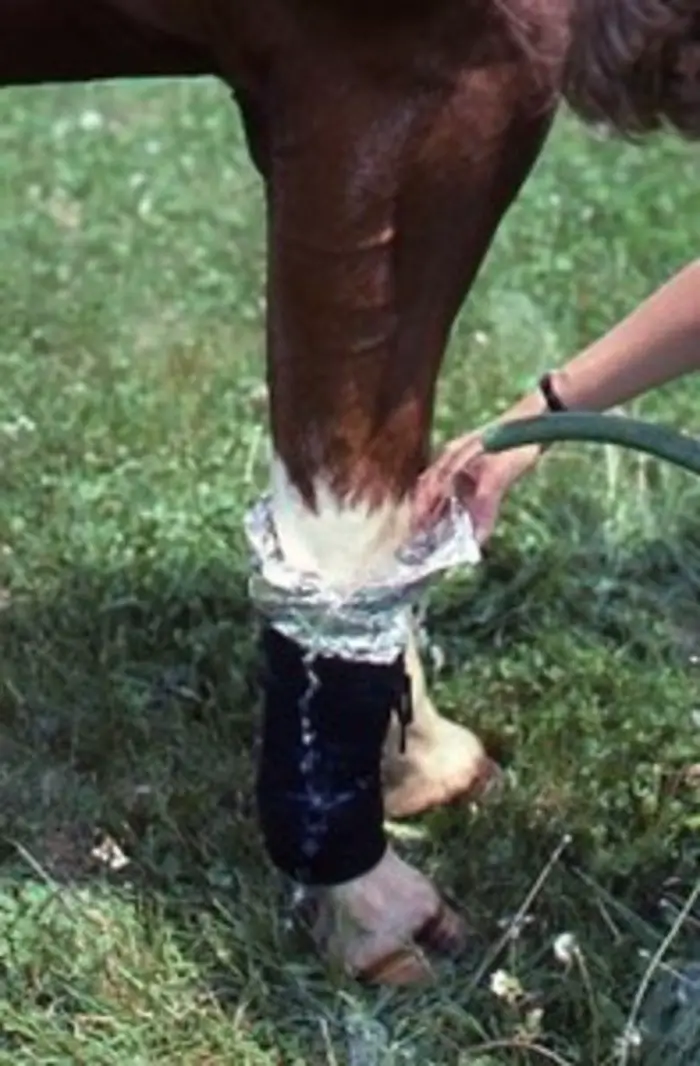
244, 494, 481, 664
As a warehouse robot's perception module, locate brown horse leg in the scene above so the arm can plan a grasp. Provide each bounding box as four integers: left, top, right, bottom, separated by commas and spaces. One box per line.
258, 16, 557, 977
0, 0, 214, 86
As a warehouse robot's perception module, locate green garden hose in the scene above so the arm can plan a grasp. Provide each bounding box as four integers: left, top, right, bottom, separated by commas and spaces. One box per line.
481, 412, 700, 476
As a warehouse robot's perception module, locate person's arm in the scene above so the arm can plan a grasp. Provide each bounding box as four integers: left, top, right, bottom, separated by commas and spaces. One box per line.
541, 258, 700, 412
414, 259, 700, 536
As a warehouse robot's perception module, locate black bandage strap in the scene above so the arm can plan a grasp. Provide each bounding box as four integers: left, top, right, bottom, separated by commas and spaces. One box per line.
256, 626, 410, 886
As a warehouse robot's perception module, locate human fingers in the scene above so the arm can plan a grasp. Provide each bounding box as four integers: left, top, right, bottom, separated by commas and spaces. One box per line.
413, 436, 483, 517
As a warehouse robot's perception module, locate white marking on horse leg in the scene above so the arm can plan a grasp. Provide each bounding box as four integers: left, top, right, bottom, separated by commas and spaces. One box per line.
270, 455, 411, 586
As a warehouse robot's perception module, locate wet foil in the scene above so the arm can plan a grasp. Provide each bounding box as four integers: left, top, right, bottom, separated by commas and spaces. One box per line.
244, 493, 480, 664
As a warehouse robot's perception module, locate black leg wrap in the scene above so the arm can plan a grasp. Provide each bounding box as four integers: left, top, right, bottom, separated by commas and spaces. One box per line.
256, 626, 411, 886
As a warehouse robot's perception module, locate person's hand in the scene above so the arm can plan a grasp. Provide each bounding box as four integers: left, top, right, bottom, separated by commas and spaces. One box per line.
413, 430, 540, 544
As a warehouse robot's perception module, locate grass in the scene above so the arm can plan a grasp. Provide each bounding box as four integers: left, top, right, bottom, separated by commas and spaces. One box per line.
0, 76, 699, 1065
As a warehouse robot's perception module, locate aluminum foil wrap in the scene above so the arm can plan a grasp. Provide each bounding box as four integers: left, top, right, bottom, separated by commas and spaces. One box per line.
244, 494, 480, 664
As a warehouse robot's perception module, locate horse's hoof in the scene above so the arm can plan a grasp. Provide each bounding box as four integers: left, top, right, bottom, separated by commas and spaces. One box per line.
356, 945, 434, 985
413, 899, 468, 957
355, 900, 466, 984
384, 724, 503, 819
296, 851, 468, 985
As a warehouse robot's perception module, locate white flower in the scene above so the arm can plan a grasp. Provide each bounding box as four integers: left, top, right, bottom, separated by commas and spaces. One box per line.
489, 969, 524, 1003
91, 834, 129, 872
553, 931, 578, 966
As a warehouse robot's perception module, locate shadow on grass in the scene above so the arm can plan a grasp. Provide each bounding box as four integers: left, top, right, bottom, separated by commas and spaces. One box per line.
0, 499, 698, 1058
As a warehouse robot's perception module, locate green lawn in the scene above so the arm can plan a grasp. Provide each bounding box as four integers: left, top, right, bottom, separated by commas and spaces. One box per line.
0, 78, 698, 1065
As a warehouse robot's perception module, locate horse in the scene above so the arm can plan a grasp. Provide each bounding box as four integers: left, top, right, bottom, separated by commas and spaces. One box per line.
2, 0, 568, 984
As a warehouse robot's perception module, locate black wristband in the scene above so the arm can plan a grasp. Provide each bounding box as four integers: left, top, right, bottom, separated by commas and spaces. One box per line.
256, 626, 409, 886
539, 372, 568, 413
